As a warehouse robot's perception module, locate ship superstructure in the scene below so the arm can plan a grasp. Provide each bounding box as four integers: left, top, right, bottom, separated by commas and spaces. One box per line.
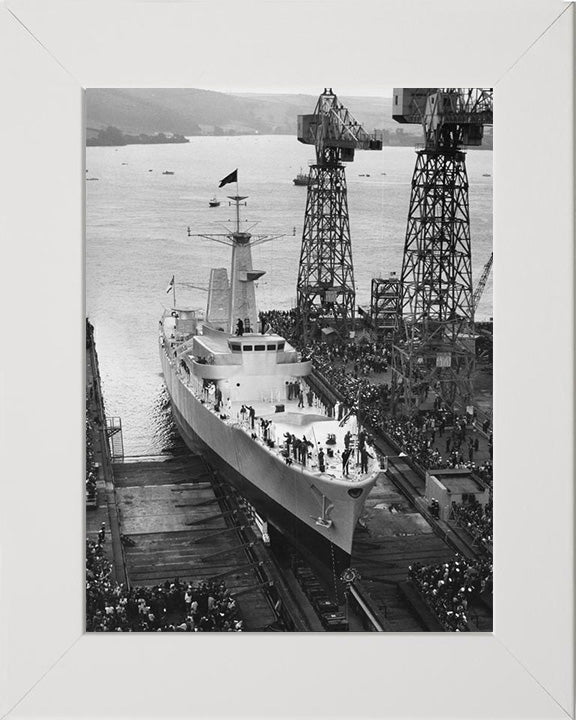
159, 188, 380, 571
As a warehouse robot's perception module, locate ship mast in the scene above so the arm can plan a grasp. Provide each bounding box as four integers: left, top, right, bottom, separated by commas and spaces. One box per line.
189, 178, 286, 334
227, 192, 251, 334
231, 174, 242, 234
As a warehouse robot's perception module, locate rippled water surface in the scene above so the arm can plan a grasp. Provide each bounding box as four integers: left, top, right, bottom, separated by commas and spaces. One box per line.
86, 136, 492, 455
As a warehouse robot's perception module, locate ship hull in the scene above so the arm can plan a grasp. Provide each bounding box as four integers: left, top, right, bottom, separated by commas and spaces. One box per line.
169, 399, 349, 576
160, 345, 375, 576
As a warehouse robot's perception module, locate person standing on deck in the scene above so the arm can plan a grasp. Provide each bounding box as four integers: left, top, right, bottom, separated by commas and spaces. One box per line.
297, 384, 304, 408
357, 429, 366, 462
342, 447, 352, 477
360, 446, 373, 474
299, 437, 308, 466
293, 437, 300, 461
318, 448, 325, 473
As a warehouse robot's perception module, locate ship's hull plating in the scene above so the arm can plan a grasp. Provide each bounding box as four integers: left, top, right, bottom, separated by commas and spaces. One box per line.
169, 400, 349, 575
160, 346, 373, 573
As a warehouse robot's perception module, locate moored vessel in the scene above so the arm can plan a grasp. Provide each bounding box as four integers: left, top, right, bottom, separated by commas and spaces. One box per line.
292, 168, 309, 186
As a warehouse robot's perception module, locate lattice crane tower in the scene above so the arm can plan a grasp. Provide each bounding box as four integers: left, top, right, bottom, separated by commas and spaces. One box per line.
391, 88, 493, 413
473, 252, 494, 313
296, 89, 382, 340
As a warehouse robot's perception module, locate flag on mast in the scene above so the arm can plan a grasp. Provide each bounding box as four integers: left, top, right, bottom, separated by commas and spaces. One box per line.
218, 169, 238, 188
166, 275, 175, 294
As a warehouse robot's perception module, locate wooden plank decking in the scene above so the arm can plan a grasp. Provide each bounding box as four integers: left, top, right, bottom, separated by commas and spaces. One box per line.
113, 456, 277, 630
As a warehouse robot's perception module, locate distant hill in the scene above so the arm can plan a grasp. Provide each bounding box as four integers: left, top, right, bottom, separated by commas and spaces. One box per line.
85, 88, 414, 138
232, 93, 399, 134
85, 88, 491, 148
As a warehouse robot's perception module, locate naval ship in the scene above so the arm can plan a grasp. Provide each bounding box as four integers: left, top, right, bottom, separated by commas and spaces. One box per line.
159, 192, 380, 573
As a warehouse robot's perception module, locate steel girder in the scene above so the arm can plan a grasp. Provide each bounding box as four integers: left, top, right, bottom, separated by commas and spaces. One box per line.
392, 148, 475, 413
297, 161, 355, 339
370, 277, 401, 339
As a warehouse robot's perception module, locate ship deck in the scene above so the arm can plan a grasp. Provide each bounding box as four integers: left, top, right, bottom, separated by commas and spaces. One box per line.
161, 319, 380, 483
211, 392, 379, 484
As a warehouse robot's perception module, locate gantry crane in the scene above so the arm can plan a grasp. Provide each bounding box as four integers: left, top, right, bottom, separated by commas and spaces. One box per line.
296, 88, 382, 340
473, 252, 493, 312
390, 88, 493, 414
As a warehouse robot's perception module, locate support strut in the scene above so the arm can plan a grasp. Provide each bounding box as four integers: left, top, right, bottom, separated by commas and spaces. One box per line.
392, 148, 475, 413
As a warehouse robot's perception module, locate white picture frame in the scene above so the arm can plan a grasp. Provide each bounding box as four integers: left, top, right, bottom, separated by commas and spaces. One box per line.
0, 0, 573, 717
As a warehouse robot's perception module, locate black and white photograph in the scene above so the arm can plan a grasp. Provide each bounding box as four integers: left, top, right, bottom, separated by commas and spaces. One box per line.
2, 0, 574, 715
86, 87, 493, 632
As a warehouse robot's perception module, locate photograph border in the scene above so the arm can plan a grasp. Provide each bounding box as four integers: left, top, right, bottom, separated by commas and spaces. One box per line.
0, 1, 573, 718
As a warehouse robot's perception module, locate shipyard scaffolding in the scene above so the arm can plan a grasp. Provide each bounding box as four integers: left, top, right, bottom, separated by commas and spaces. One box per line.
296, 89, 382, 341
390, 88, 493, 414
370, 273, 400, 341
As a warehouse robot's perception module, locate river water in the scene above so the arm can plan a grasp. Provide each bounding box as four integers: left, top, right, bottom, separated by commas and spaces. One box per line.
86, 135, 492, 455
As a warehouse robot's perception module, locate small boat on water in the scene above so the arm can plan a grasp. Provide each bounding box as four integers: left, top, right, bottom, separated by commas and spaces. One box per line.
163, 170, 175, 175
482, 173, 491, 177
86, 177, 99, 181
292, 169, 309, 186
209, 197, 220, 207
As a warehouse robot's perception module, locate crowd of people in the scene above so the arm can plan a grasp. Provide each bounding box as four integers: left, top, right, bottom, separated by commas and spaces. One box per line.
408, 556, 493, 632
259, 308, 300, 342
379, 415, 446, 468
311, 337, 391, 378
259, 308, 494, 485
259, 309, 390, 378
475, 460, 493, 488
452, 499, 493, 548
86, 412, 97, 503
374, 412, 493, 485
86, 321, 98, 504
313, 347, 392, 410
86, 538, 244, 632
